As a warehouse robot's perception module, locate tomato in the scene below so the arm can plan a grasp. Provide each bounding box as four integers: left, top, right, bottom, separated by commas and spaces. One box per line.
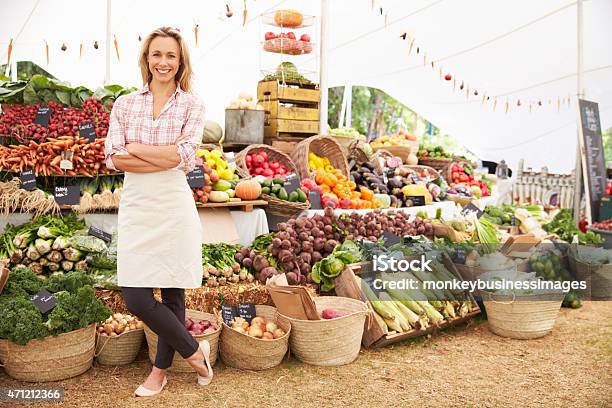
253, 154, 265, 167
253, 167, 264, 175
459, 174, 469, 182
269, 161, 280, 170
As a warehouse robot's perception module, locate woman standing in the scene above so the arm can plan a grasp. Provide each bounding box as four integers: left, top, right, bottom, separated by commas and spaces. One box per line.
104, 27, 212, 397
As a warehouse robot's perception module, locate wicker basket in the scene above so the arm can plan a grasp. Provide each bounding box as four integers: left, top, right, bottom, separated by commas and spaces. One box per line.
144, 310, 221, 372
3, 324, 95, 382
95, 328, 144, 366
278, 296, 368, 366
372, 145, 411, 161
291, 135, 349, 180
417, 156, 452, 171
235, 144, 299, 178
348, 140, 371, 163
261, 194, 310, 217
445, 194, 473, 206
482, 290, 564, 339
568, 246, 612, 300
331, 134, 366, 154
220, 305, 290, 370
0, 338, 8, 365
404, 165, 440, 181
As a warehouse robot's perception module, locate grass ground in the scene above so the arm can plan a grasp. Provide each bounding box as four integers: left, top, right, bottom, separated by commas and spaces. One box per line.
1, 301, 611, 408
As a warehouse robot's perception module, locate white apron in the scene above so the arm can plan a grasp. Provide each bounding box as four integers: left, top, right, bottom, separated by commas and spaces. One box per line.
117, 170, 202, 288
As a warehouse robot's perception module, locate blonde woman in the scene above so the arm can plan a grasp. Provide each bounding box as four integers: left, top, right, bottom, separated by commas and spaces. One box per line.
104, 27, 212, 397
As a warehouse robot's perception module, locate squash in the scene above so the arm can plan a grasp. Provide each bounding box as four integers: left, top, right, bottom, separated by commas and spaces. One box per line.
202, 120, 223, 143
274, 9, 303, 27
235, 180, 262, 200
208, 191, 230, 203
373, 194, 391, 209
212, 180, 232, 191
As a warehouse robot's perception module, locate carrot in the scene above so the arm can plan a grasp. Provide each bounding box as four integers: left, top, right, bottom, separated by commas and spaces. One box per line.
50, 156, 61, 167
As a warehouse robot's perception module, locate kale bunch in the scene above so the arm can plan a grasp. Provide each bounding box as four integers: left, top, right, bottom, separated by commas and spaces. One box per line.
0, 295, 49, 345
45, 285, 110, 335
2, 267, 42, 297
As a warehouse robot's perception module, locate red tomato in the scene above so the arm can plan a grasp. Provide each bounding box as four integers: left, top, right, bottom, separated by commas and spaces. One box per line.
264, 32, 276, 40
277, 168, 286, 175
263, 168, 274, 177
254, 167, 264, 175
269, 161, 280, 170
262, 162, 269, 170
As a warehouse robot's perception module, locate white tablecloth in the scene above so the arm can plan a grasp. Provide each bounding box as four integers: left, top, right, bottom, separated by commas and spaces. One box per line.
0, 208, 269, 247
304, 201, 457, 220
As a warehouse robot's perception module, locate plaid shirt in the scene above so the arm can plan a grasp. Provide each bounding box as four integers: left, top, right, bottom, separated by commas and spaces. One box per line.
104, 83, 205, 173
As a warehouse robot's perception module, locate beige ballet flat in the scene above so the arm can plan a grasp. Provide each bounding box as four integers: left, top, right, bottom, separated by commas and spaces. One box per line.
197, 339, 214, 386
134, 376, 167, 397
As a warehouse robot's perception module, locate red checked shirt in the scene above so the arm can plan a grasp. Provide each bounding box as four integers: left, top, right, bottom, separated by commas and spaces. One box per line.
104, 83, 205, 173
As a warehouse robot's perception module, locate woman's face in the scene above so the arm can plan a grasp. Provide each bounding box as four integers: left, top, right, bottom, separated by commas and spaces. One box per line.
147, 36, 181, 85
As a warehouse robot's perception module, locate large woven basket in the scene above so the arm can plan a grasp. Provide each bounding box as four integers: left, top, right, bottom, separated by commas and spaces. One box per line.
417, 156, 452, 171
348, 140, 371, 163
3, 324, 95, 382
262, 193, 310, 217
0, 338, 8, 365
144, 310, 221, 372
235, 144, 299, 178
404, 165, 440, 181
220, 305, 290, 370
568, 247, 612, 300
95, 328, 144, 366
482, 290, 564, 339
278, 296, 368, 366
291, 135, 349, 180
373, 145, 411, 161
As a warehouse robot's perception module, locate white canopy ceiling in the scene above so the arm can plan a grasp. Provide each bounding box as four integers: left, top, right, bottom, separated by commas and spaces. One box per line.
1, 0, 611, 173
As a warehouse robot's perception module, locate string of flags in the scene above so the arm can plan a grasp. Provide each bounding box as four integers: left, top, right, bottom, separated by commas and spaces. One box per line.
370, 0, 574, 114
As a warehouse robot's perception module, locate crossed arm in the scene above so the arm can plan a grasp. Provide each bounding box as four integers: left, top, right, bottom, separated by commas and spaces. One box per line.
111, 144, 180, 173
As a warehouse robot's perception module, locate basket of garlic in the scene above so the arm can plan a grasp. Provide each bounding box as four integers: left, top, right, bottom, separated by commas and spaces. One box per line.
220, 305, 290, 370
225, 91, 265, 145
95, 313, 145, 366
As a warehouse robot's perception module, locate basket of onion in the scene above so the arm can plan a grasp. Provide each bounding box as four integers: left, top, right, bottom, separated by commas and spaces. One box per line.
143, 309, 221, 372
95, 313, 145, 366
220, 305, 290, 370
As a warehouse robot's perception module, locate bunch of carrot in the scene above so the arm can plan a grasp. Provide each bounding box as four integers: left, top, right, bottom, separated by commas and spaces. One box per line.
0, 136, 110, 177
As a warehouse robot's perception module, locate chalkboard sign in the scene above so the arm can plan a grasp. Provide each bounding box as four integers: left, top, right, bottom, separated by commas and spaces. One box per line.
186, 165, 205, 188
283, 173, 300, 194
221, 304, 237, 326
578, 99, 606, 222
308, 190, 322, 210
30, 289, 58, 313
406, 195, 425, 206
461, 202, 484, 219
19, 169, 36, 191
78, 122, 96, 143
54, 185, 80, 205
237, 303, 256, 323
34, 106, 51, 126
382, 230, 402, 246
88, 226, 112, 243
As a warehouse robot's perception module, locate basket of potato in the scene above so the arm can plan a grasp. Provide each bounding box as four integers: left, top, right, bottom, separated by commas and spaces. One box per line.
95, 313, 145, 366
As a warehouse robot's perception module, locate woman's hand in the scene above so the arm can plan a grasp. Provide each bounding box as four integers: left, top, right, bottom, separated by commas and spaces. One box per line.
127, 144, 181, 169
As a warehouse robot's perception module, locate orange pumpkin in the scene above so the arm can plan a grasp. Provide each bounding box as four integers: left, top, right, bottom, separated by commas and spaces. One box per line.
235, 180, 262, 200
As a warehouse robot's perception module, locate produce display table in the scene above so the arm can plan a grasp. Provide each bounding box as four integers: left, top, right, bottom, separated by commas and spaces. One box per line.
0, 208, 269, 247
304, 201, 456, 220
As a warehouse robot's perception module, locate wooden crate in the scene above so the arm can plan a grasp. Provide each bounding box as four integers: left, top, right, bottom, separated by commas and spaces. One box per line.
263, 136, 304, 154
260, 100, 319, 121
257, 80, 320, 104
334, 254, 481, 348
264, 117, 319, 138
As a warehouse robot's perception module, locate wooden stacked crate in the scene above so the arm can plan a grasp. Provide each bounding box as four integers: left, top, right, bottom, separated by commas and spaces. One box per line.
257, 80, 320, 153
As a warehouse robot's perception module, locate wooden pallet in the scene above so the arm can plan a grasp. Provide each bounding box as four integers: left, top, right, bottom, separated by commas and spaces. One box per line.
196, 199, 267, 212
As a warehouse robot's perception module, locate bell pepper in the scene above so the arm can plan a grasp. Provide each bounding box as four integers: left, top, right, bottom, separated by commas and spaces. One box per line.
359, 186, 374, 201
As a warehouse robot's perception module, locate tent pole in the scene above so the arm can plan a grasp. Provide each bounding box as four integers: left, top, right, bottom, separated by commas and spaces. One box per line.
339, 86, 348, 128
573, 0, 584, 225
319, 0, 329, 135
346, 84, 352, 128
104, 0, 112, 85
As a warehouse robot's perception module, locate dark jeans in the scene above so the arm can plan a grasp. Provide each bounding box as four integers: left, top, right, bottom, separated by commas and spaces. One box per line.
122, 287, 199, 369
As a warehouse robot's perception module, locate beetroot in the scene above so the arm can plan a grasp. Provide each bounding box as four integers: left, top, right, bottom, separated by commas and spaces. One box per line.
184, 317, 194, 330
321, 308, 346, 320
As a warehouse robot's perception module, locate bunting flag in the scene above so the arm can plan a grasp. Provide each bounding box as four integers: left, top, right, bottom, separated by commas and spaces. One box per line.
44, 40, 49, 65
79, 42, 83, 60
194, 24, 199, 47
113, 35, 120, 61
7, 39, 13, 67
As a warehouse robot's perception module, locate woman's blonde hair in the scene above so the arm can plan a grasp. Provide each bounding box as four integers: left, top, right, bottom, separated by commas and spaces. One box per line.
139, 27, 193, 92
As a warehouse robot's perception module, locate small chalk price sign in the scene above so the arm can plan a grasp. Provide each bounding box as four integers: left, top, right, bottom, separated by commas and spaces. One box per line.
308, 190, 322, 210
34, 106, 51, 127
221, 304, 238, 325
460, 203, 484, 218
237, 303, 257, 324
78, 122, 96, 143
19, 169, 36, 191
186, 165, 205, 188
283, 173, 300, 194
54, 185, 80, 206
406, 195, 426, 206
30, 289, 58, 313
88, 226, 112, 243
